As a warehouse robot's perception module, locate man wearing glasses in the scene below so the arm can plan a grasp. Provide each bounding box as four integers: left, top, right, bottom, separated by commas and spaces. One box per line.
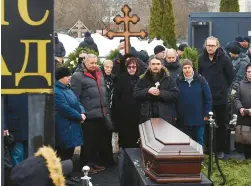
199, 36, 234, 159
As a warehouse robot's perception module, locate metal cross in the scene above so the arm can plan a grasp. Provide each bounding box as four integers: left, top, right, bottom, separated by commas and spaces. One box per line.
106, 4, 148, 54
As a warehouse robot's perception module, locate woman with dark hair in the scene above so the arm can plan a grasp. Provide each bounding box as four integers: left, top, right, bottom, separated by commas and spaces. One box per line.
112, 57, 141, 148
234, 63, 251, 159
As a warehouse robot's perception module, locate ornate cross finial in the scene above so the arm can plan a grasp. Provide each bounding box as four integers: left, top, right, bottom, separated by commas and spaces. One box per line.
70, 20, 87, 38
106, 4, 148, 54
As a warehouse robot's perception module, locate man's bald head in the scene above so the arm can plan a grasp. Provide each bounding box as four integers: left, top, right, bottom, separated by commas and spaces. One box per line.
165, 49, 177, 63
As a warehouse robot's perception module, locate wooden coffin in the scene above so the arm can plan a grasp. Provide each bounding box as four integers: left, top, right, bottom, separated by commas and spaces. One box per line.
139, 118, 204, 183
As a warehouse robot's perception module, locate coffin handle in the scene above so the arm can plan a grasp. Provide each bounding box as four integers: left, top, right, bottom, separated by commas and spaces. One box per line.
137, 138, 141, 144
146, 161, 153, 171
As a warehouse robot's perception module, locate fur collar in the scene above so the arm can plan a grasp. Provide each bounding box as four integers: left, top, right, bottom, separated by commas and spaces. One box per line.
35, 146, 65, 186
140, 66, 170, 79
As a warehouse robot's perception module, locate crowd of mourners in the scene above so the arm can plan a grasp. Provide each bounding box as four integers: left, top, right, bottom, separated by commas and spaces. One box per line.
3, 33, 251, 186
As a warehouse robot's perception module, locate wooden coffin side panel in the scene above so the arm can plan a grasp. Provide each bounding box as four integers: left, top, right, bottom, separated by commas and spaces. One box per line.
141, 147, 202, 177
139, 119, 204, 183
145, 169, 201, 184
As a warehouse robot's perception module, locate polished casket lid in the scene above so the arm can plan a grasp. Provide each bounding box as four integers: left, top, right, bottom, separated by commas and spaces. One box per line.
139, 118, 204, 160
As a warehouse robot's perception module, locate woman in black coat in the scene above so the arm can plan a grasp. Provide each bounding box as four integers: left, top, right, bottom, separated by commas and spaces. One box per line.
112, 57, 141, 148
234, 64, 251, 159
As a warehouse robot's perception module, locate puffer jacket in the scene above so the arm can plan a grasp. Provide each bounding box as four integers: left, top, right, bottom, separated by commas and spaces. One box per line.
55, 81, 84, 149
71, 65, 110, 119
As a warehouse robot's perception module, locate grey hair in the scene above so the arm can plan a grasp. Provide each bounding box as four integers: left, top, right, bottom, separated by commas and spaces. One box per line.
166, 48, 177, 56
84, 54, 98, 62
103, 59, 113, 66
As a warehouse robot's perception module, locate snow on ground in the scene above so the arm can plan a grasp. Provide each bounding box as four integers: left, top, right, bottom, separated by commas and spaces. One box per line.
58, 33, 166, 58
58, 34, 79, 57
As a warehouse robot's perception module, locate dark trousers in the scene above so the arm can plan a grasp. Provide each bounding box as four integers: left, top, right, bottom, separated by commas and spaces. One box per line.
56, 147, 74, 161
80, 118, 113, 167
213, 104, 229, 153
10, 141, 28, 166
99, 130, 113, 165
244, 144, 251, 159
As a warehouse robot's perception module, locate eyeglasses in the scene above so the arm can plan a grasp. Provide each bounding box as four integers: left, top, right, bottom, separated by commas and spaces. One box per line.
127, 66, 136, 69
206, 45, 217, 48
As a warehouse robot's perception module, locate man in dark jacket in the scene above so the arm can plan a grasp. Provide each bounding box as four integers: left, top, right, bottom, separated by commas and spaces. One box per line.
5, 95, 29, 166
199, 36, 234, 159
229, 45, 250, 90
54, 32, 66, 58
78, 32, 99, 55
134, 57, 179, 125
225, 35, 246, 55
163, 48, 182, 81
247, 46, 251, 62
242, 36, 250, 53
234, 64, 251, 159
71, 54, 111, 173
154, 45, 166, 60
177, 43, 188, 58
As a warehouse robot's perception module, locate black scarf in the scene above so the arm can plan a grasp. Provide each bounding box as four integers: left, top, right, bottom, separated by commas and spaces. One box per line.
129, 74, 139, 87
164, 61, 180, 70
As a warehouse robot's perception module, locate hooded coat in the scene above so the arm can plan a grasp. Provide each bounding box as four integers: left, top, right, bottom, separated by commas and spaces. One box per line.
78, 36, 99, 55
134, 67, 179, 124
199, 47, 234, 105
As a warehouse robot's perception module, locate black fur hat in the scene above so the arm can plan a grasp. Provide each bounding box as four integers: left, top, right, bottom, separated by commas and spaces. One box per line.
55, 67, 71, 80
